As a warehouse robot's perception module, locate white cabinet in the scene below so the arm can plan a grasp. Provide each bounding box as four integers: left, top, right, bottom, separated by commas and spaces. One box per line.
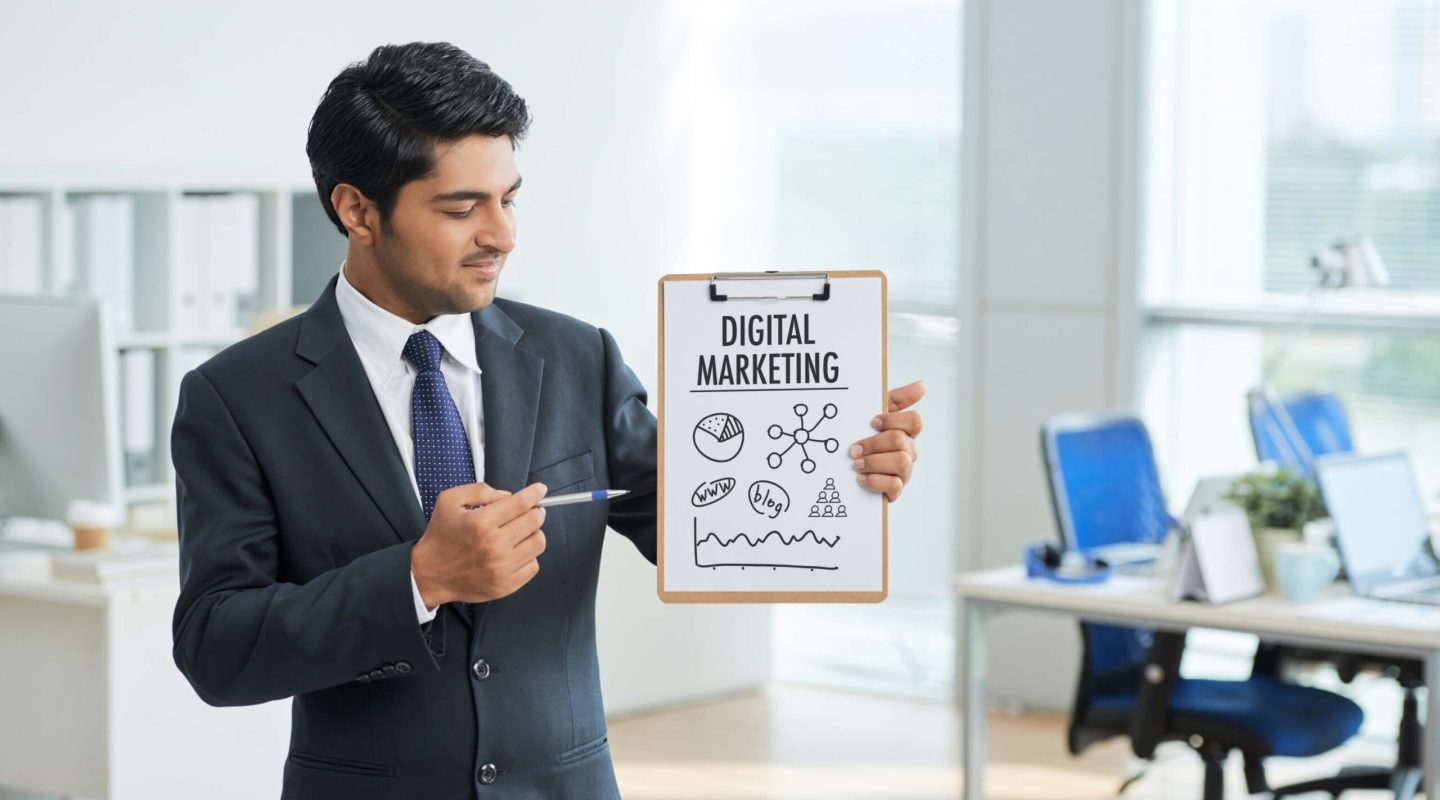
0, 568, 290, 799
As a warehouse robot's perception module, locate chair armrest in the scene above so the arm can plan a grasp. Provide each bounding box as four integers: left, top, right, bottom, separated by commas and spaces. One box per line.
1129, 630, 1186, 759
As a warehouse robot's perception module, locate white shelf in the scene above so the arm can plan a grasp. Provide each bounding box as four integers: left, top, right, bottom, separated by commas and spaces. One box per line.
0, 180, 346, 509
117, 330, 249, 350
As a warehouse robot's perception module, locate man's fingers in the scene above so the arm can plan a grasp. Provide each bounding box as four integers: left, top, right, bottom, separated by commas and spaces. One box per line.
512, 528, 547, 561
445, 482, 511, 512
869, 409, 923, 438
853, 451, 913, 483
506, 558, 541, 589
496, 505, 546, 546
857, 472, 904, 501
887, 380, 926, 413
475, 482, 549, 529
848, 430, 917, 462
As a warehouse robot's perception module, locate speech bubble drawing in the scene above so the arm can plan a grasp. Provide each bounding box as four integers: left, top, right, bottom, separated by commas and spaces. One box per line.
691, 477, 736, 507
748, 480, 790, 519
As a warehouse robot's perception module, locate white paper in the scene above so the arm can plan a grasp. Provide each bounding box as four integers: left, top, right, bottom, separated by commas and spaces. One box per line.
661, 275, 886, 595
1299, 596, 1440, 630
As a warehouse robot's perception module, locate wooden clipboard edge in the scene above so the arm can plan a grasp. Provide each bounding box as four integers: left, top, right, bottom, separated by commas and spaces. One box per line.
655, 270, 889, 604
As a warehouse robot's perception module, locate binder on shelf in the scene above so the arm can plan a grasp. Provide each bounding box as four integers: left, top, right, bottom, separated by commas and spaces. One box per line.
180, 194, 261, 334
216, 193, 260, 331
0, 195, 44, 294
176, 196, 206, 334
120, 348, 157, 487
52, 198, 77, 297
70, 195, 136, 332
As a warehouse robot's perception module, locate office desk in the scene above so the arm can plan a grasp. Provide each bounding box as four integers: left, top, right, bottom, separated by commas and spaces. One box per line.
0, 548, 289, 799
955, 566, 1440, 800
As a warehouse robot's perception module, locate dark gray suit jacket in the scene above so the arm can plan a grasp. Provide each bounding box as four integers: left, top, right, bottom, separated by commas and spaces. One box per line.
171, 274, 657, 799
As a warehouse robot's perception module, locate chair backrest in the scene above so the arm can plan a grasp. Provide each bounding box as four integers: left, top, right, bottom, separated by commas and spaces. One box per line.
1042, 412, 1173, 552
1248, 390, 1354, 478
1040, 412, 1168, 680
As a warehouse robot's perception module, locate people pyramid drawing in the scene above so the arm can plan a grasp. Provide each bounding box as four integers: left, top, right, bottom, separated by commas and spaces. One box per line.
808, 477, 847, 518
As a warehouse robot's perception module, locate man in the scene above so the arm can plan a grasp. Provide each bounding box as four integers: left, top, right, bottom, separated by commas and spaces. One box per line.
171, 41, 925, 799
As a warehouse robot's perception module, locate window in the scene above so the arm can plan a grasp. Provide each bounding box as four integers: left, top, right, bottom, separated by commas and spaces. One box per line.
680, 0, 963, 697
1143, 0, 1440, 505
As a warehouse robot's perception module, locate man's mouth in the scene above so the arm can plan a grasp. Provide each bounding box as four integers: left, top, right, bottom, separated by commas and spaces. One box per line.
462, 259, 501, 277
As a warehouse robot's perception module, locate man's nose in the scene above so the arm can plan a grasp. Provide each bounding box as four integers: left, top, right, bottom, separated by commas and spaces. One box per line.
477, 205, 516, 254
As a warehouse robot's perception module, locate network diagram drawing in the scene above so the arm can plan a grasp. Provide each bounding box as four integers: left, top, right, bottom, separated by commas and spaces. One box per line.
766, 403, 840, 474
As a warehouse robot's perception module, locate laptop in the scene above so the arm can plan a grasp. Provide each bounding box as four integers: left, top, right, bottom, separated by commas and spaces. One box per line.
1315, 451, 1440, 605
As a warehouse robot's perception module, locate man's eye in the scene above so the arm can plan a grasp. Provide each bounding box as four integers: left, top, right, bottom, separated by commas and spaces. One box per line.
445, 208, 474, 218
502, 197, 517, 209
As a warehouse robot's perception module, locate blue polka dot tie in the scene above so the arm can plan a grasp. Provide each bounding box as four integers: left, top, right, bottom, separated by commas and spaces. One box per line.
403, 330, 477, 522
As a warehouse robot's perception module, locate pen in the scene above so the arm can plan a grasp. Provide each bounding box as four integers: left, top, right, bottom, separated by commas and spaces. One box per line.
537, 489, 630, 508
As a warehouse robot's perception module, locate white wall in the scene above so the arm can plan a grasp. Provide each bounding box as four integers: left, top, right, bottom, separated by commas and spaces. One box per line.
0, 0, 768, 717
959, 0, 1145, 710
0, 0, 1158, 722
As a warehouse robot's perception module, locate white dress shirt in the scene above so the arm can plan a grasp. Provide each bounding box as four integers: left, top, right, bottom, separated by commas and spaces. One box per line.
334, 262, 485, 624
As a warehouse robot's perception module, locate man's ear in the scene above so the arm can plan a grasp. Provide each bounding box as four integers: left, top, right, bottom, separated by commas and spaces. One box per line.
331, 183, 379, 245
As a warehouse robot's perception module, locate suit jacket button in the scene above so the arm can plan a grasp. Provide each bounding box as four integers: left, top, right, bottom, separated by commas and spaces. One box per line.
478, 763, 498, 784
356, 673, 372, 684
471, 659, 491, 681
395, 661, 412, 673
368, 669, 384, 681
381, 664, 398, 677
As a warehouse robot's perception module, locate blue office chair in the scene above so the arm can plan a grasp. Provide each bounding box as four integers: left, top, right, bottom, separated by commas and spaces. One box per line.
1246, 390, 1425, 798
1248, 389, 1354, 478
1042, 412, 1364, 800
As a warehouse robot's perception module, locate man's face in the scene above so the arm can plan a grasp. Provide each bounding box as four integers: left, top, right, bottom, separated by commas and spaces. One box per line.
373, 134, 521, 317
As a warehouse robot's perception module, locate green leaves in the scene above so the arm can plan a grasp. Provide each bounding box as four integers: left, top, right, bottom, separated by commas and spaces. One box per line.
1224, 468, 1327, 531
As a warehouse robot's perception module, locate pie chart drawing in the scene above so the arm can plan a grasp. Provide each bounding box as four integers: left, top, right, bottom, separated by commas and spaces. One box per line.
694, 412, 745, 462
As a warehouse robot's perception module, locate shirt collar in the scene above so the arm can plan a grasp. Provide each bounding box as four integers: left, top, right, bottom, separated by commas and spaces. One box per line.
334, 260, 482, 385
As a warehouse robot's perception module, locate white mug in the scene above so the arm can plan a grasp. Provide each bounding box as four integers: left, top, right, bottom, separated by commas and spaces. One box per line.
1273, 541, 1340, 603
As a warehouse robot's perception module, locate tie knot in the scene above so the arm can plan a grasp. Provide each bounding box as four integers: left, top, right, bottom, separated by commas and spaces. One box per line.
402, 329, 443, 373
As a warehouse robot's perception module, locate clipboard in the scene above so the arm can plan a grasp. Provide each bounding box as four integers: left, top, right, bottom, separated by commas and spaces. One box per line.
656, 270, 888, 603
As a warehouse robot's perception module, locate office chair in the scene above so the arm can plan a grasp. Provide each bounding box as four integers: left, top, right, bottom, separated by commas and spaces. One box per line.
1042, 412, 1364, 800
1247, 389, 1355, 478
1246, 390, 1425, 798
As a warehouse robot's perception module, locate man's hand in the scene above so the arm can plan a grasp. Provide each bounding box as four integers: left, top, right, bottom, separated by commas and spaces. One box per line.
850, 380, 926, 502
410, 482, 549, 607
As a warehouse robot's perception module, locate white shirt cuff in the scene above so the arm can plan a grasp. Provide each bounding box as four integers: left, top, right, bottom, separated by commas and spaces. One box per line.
410, 569, 439, 624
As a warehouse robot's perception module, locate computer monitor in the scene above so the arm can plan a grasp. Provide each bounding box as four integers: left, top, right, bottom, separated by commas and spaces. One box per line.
0, 294, 123, 521
1314, 451, 1435, 596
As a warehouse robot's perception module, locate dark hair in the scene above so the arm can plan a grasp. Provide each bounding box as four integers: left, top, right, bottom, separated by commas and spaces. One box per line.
306, 42, 531, 237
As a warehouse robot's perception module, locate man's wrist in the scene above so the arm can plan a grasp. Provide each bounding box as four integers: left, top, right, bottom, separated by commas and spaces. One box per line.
410, 540, 447, 609
410, 570, 439, 624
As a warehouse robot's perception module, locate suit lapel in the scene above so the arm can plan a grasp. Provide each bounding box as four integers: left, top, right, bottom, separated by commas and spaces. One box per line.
292, 281, 542, 635
294, 276, 428, 545
473, 302, 544, 493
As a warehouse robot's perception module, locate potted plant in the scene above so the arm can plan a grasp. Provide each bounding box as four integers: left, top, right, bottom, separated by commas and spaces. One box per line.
1224, 468, 1328, 588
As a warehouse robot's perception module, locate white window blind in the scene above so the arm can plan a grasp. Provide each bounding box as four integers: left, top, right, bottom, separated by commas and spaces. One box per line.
1263, 0, 1440, 293
1143, 0, 1440, 507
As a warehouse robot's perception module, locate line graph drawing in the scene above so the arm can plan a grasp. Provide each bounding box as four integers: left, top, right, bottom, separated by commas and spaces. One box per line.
692, 517, 840, 571
766, 402, 839, 474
